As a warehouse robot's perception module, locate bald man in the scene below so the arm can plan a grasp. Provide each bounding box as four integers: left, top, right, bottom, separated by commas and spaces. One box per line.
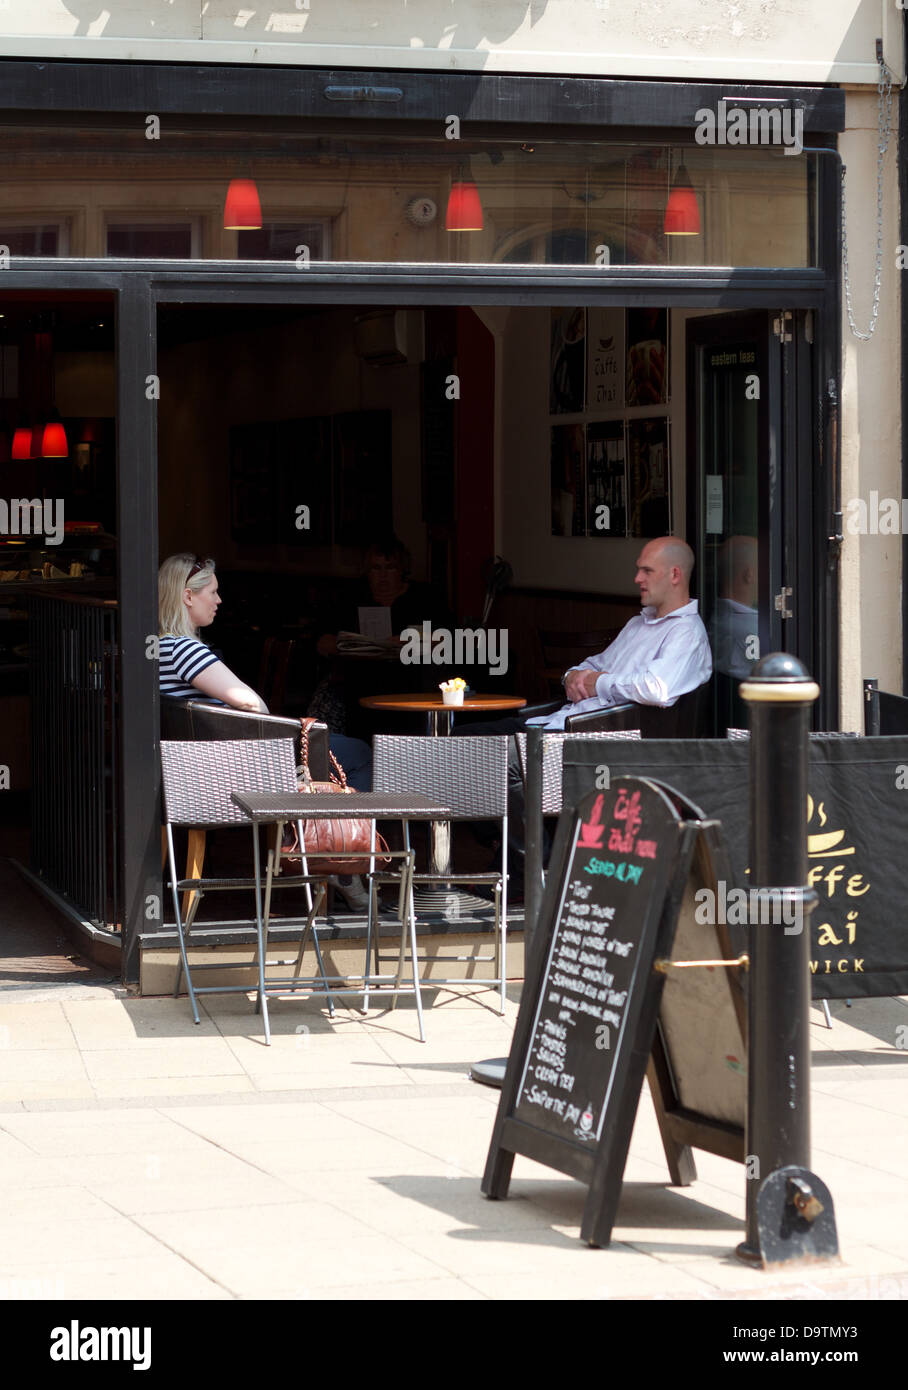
455, 537, 712, 893
527, 536, 712, 730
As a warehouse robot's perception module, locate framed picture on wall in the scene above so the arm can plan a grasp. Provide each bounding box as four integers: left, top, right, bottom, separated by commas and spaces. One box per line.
549, 307, 586, 414
333, 410, 393, 547
626, 307, 668, 406
550, 424, 586, 536
627, 417, 671, 537
276, 416, 332, 545
229, 422, 277, 542
586, 421, 627, 537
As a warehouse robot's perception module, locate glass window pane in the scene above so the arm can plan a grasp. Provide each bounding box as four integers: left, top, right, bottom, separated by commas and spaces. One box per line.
106, 223, 194, 258
237, 223, 327, 260
0, 226, 59, 256
0, 118, 817, 268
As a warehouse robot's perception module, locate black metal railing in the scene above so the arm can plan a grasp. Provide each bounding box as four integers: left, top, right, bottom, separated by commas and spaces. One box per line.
29, 591, 120, 931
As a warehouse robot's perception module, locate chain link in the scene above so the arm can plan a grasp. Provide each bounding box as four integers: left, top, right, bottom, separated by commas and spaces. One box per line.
842, 58, 893, 341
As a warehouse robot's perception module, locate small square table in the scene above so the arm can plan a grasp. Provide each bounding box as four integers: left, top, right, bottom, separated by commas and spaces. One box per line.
231, 791, 453, 1042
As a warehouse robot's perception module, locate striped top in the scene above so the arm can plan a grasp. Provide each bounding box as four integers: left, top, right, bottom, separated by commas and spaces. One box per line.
159, 635, 220, 698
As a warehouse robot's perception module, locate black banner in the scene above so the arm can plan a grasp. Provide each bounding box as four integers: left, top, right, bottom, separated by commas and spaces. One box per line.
561, 736, 908, 1000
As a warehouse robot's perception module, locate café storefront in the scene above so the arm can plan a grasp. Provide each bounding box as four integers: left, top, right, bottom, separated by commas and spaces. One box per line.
0, 60, 846, 983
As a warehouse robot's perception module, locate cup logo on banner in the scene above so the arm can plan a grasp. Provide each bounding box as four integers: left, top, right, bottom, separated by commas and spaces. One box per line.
806, 795, 869, 977
578, 793, 606, 847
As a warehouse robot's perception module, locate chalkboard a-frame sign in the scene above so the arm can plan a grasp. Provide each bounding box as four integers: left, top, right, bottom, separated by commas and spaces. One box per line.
482, 776, 747, 1248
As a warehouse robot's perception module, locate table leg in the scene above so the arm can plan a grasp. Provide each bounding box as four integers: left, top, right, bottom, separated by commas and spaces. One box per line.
427, 709, 453, 736
429, 818, 452, 879
427, 707, 453, 875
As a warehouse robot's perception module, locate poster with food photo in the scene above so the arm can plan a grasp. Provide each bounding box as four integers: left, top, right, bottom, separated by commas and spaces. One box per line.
627, 417, 670, 537
549, 307, 586, 415
626, 307, 668, 406
550, 424, 586, 536
586, 421, 627, 537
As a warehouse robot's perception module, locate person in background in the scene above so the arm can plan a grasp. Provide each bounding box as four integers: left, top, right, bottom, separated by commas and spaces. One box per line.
158, 553, 371, 909
312, 534, 452, 737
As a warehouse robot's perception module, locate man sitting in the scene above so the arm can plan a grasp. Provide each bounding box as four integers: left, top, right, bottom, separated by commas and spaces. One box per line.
456, 536, 712, 893
527, 535, 712, 729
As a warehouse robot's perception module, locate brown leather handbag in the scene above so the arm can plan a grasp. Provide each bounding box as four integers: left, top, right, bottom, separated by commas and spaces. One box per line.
280, 718, 387, 875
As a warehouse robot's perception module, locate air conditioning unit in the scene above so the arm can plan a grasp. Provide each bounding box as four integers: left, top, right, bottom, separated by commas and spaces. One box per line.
353, 309, 424, 366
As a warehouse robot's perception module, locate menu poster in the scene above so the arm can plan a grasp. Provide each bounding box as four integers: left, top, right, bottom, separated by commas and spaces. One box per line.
626, 307, 668, 406
483, 777, 690, 1247
550, 424, 586, 537
627, 417, 670, 537
586, 421, 627, 537
513, 781, 680, 1147
550, 307, 586, 415
586, 307, 625, 411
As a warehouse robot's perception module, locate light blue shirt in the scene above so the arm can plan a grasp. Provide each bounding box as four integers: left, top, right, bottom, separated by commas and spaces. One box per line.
527, 598, 712, 731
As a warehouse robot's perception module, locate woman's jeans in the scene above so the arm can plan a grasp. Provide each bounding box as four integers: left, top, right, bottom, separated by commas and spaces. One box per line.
328, 733, 373, 791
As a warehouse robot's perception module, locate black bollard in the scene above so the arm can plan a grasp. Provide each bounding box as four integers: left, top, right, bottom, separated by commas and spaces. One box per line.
736, 653, 837, 1266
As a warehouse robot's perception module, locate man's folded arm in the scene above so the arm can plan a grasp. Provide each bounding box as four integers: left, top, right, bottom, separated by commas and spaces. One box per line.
592, 633, 711, 708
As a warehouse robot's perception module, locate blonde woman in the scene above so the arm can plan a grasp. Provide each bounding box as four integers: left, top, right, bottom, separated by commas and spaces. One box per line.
158, 554, 267, 711
158, 553, 372, 910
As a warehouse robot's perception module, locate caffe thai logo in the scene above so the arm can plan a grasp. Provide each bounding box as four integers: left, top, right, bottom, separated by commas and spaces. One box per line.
806, 795, 869, 977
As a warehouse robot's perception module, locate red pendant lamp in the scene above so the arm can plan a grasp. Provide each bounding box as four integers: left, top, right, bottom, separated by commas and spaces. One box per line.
40, 415, 68, 458
11, 425, 33, 459
33, 327, 68, 458
446, 176, 484, 232
224, 178, 262, 231
663, 159, 701, 236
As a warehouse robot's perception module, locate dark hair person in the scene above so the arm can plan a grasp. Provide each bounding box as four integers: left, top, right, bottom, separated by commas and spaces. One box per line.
313, 534, 453, 737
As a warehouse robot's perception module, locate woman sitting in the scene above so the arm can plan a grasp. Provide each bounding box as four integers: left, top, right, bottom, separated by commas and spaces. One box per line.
159, 553, 371, 909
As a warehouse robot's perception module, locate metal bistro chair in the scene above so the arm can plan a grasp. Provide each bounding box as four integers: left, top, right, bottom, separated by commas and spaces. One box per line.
161, 736, 339, 1043
516, 727, 644, 910
160, 696, 330, 920
515, 727, 642, 819
366, 734, 511, 1014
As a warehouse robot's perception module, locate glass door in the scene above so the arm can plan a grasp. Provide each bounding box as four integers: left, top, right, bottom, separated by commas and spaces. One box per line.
686, 310, 794, 735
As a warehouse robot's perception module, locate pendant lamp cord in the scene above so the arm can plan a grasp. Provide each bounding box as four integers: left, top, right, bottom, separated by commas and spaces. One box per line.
841, 56, 893, 341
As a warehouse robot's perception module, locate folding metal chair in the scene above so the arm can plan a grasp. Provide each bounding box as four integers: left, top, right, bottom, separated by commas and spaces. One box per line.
515, 727, 642, 816
161, 737, 337, 1043
366, 734, 510, 1014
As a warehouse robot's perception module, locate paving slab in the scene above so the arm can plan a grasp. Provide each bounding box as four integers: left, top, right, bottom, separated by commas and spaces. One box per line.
0, 976, 905, 1301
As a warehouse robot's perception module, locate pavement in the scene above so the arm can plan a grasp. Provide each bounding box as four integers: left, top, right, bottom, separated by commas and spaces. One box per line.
0, 974, 906, 1302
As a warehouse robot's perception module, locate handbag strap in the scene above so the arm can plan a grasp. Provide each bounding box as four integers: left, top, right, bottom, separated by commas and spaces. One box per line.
299, 716, 347, 789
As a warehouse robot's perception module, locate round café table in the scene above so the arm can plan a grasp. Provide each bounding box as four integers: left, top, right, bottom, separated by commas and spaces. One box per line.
359, 690, 527, 910
360, 691, 526, 737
